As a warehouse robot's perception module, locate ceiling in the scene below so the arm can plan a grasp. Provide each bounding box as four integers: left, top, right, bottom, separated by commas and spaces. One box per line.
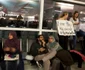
0, 0, 85, 17
0, 0, 40, 16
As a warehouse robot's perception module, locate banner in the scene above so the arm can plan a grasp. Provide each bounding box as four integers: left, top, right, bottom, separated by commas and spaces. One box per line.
56, 20, 75, 36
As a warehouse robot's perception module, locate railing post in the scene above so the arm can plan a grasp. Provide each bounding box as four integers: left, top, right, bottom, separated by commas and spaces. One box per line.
39, 0, 45, 35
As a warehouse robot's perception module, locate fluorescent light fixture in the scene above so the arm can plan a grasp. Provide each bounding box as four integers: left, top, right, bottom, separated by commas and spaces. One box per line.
28, 16, 35, 21
57, 2, 74, 10
54, 10, 62, 12
21, 0, 35, 3
80, 11, 85, 14
61, 5, 74, 10
61, 0, 85, 5
9, 18, 15, 20
63, 0, 74, 1
57, 2, 74, 7
24, 6, 34, 9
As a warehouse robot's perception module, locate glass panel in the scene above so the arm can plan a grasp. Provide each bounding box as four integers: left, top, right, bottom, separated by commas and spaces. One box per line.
0, 30, 38, 52
21, 31, 38, 52
43, 0, 85, 30
43, 0, 54, 29
0, 0, 40, 29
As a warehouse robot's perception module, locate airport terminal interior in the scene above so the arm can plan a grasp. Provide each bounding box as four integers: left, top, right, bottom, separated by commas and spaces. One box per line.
0, 0, 85, 70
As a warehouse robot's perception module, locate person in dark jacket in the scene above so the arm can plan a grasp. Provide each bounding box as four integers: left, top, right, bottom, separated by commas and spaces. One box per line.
2, 31, 24, 70
30, 35, 50, 70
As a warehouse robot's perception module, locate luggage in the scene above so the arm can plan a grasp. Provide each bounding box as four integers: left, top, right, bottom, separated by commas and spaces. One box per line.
57, 49, 74, 66
52, 58, 71, 70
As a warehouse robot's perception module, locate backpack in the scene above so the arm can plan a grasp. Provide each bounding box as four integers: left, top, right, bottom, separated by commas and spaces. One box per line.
56, 49, 74, 66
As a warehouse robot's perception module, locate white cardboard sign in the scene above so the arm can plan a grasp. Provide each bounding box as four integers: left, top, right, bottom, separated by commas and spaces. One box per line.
56, 20, 75, 36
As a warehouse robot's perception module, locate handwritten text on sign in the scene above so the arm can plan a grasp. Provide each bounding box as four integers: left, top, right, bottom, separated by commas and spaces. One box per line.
56, 20, 75, 36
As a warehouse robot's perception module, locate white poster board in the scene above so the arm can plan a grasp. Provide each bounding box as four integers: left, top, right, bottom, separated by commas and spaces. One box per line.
56, 20, 75, 36
79, 23, 85, 32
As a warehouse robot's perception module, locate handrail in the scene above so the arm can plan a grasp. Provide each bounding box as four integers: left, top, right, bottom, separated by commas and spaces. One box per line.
0, 27, 57, 32
0, 27, 39, 31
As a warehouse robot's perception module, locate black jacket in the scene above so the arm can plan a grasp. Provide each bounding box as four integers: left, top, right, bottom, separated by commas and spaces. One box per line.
29, 41, 48, 57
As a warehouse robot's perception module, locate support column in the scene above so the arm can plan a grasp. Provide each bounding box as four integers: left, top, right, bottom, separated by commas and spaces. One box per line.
39, 0, 44, 35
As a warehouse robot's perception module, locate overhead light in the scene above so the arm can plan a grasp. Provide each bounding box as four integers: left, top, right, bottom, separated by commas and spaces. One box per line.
60, 0, 85, 5
54, 10, 62, 12
21, 0, 35, 3
24, 6, 34, 9
60, 5, 74, 10
56, 2, 74, 10
80, 11, 85, 14
9, 18, 15, 20
63, 0, 74, 1
28, 16, 35, 21
80, 11, 83, 14
57, 2, 74, 7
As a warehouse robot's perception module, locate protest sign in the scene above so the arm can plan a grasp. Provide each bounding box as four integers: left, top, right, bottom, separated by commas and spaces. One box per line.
56, 20, 75, 36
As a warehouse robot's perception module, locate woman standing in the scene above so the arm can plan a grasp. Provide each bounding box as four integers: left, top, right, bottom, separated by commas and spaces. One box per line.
69, 11, 79, 49
58, 12, 69, 50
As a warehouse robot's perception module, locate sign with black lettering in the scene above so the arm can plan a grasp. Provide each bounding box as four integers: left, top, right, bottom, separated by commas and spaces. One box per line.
56, 20, 75, 36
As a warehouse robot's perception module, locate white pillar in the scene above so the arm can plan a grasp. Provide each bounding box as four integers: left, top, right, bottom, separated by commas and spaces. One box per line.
39, 0, 45, 35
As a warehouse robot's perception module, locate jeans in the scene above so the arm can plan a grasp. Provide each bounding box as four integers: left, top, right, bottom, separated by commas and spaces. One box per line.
77, 30, 85, 37
70, 30, 85, 49
17, 52, 24, 70
73, 36, 76, 49
77, 30, 85, 54
6, 61, 17, 70
0, 61, 6, 70
0, 52, 24, 70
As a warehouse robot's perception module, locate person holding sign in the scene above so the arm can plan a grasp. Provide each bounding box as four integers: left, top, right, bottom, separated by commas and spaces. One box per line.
58, 12, 69, 50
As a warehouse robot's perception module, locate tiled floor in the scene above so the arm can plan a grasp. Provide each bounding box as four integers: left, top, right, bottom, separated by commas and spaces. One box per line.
24, 60, 85, 70
24, 61, 39, 70
71, 63, 85, 70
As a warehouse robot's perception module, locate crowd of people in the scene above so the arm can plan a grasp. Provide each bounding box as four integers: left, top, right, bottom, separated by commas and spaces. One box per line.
28, 11, 85, 70
28, 34, 85, 70
0, 11, 85, 70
